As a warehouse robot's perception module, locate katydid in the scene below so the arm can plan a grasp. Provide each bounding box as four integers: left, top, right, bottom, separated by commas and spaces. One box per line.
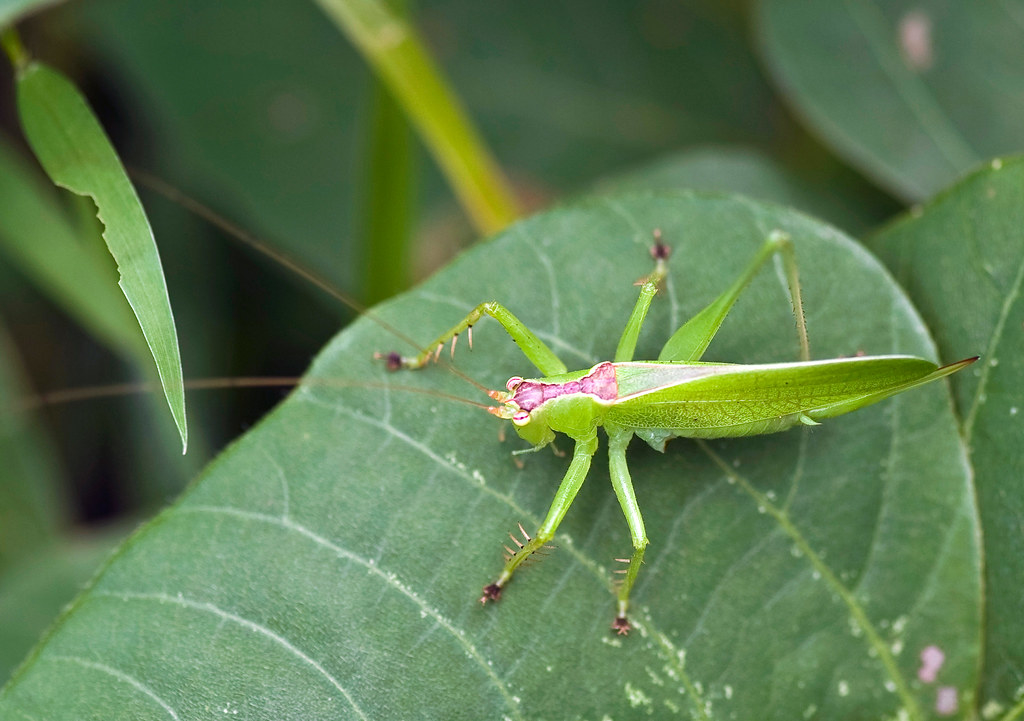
382, 231, 976, 634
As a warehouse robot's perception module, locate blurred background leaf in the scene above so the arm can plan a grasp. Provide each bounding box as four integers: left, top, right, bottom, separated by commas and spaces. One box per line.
757, 0, 1024, 201
0, 0, 65, 28
594, 144, 893, 236
0, 320, 63, 572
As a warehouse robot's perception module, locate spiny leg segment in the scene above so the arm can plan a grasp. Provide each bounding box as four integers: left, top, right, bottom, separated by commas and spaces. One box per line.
480, 432, 599, 603
377, 301, 568, 377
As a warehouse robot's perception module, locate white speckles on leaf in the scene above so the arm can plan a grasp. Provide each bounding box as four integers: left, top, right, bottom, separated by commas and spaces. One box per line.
644, 667, 664, 687
624, 682, 652, 709
981, 700, 1005, 719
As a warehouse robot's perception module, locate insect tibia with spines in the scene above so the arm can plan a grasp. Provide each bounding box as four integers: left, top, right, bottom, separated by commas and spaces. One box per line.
479, 522, 558, 605
501, 522, 532, 563
379, 300, 569, 377
500, 524, 554, 567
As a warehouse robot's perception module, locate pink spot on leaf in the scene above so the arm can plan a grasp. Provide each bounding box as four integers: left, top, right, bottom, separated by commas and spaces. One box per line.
899, 10, 934, 71
918, 645, 945, 683
935, 686, 958, 716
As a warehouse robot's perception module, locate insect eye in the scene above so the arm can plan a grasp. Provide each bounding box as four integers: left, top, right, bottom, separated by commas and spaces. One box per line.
512, 410, 530, 425
506, 376, 524, 392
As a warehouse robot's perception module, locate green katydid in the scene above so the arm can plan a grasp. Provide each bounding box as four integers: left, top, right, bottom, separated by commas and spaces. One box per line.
380, 230, 976, 634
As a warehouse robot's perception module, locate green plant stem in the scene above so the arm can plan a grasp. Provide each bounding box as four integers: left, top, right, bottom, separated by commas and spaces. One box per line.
1, 27, 30, 73
361, 78, 415, 304
313, 0, 521, 235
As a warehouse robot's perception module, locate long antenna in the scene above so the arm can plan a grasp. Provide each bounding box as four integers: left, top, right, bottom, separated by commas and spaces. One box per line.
132, 170, 419, 349
131, 169, 494, 398
15, 377, 494, 414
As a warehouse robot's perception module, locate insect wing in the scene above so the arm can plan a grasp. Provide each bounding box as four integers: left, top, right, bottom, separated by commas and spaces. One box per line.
608, 356, 956, 437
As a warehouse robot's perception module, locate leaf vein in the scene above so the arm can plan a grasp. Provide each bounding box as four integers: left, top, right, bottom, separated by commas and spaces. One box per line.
964, 247, 1024, 439
90, 589, 370, 720
698, 440, 923, 721
46, 654, 180, 721
176, 505, 524, 720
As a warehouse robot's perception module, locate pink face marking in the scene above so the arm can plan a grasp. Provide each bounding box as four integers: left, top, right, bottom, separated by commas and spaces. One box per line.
510, 362, 618, 413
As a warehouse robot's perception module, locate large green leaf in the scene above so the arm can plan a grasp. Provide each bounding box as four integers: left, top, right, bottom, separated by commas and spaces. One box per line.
757, 1, 1024, 201
870, 156, 1024, 716
0, 194, 978, 719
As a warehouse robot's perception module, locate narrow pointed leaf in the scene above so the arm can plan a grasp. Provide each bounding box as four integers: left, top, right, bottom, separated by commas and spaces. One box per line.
16, 62, 187, 451
0, 137, 147, 360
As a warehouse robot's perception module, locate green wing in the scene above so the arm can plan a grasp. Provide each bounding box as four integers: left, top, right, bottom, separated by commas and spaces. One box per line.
608, 356, 972, 443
